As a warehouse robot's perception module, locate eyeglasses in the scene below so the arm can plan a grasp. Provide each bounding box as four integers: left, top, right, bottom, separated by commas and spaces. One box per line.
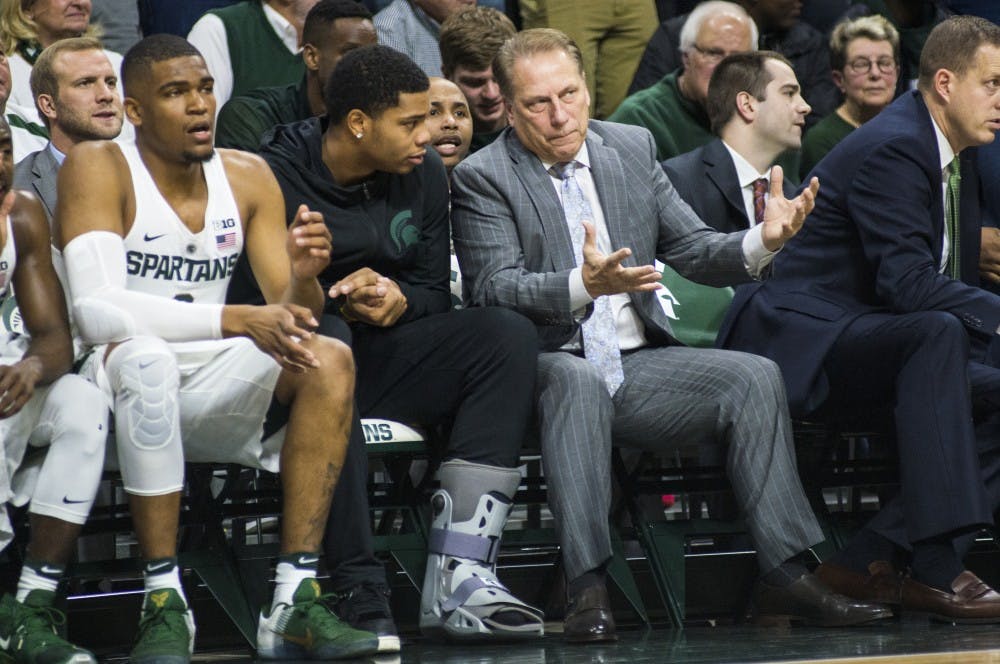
846, 57, 897, 75
690, 44, 729, 65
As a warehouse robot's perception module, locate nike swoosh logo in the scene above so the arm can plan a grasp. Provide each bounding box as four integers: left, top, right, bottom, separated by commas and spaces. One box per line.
146, 561, 172, 572
62, 496, 88, 504
297, 556, 319, 565
40, 565, 62, 575
281, 627, 313, 649
144, 233, 167, 242
138, 360, 156, 370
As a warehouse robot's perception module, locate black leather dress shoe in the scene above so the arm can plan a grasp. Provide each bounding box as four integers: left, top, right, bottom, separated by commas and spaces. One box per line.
563, 584, 618, 643
752, 572, 894, 627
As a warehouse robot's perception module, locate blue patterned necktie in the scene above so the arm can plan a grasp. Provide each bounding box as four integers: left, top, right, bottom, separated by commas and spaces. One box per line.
550, 161, 625, 396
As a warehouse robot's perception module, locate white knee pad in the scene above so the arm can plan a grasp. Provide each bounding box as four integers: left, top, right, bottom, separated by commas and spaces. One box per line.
106, 337, 184, 495
29, 375, 109, 524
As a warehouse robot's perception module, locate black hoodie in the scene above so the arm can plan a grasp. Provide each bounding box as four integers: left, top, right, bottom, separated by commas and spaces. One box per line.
230, 116, 452, 326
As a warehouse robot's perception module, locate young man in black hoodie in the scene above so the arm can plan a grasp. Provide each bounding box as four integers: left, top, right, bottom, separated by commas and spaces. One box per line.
249, 45, 545, 641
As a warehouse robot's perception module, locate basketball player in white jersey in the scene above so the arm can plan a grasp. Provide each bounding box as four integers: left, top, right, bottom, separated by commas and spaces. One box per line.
0, 117, 108, 664
54, 35, 378, 662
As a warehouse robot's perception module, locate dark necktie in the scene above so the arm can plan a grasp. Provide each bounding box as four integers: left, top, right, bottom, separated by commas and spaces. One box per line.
752, 177, 768, 227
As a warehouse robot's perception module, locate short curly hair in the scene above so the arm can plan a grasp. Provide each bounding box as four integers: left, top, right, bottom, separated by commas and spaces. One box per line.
324, 45, 429, 124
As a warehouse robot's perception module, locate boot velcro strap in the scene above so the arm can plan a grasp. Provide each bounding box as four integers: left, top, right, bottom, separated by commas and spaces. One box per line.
440, 575, 509, 613
428, 528, 499, 564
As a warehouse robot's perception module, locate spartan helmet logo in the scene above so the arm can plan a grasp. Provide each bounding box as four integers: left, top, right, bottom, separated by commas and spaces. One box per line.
389, 210, 419, 252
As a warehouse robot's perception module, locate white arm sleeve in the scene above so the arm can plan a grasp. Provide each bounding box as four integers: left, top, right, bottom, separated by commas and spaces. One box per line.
63, 231, 224, 344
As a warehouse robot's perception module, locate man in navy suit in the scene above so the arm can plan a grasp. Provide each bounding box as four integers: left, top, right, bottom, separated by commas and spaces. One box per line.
719, 15, 1000, 622
664, 50, 807, 234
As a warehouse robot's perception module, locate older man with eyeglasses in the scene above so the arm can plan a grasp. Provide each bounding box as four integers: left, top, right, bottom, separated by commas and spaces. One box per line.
607, 0, 796, 178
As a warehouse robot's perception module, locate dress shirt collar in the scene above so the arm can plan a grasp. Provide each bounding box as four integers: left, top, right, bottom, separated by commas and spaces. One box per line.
930, 114, 955, 173
47, 142, 66, 166
263, 1, 301, 54
541, 142, 591, 175
721, 140, 770, 188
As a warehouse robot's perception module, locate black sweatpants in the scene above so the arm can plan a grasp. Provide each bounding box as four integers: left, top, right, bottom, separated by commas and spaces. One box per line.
319, 307, 538, 590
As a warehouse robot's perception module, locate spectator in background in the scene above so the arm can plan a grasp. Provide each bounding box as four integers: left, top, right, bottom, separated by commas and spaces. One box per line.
629, 0, 838, 128
138, 0, 239, 37
609, 2, 791, 170
840, 1, 948, 92
374, 0, 475, 77
439, 5, 515, 152
215, 0, 376, 152
799, 14, 899, 179
0, 51, 48, 162
426, 76, 472, 172
520, 0, 658, 118
188, 0, 319, 113
91, 0, 140, 54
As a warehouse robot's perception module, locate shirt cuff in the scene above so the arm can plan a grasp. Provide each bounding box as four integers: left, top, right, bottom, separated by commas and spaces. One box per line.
569, 267, 594, 311
742, 225, 778, 278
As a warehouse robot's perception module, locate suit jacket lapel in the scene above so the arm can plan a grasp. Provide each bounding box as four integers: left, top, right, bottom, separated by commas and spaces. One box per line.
587, 132, 635, 267
506, 134, 577, 272
30, 148, 59, 220
704, 139, 750, 230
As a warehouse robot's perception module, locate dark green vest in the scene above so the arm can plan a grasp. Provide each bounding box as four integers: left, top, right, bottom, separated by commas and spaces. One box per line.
209, 1, 304, 99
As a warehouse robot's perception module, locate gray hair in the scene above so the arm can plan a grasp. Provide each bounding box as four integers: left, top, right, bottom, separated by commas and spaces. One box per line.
679, 1, 758, 54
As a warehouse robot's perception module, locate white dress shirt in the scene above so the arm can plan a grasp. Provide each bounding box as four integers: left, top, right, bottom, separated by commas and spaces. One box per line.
930, 117, 956, 273
187, 2, 300, 115
542, 143, 774, 351
722, 141, 772, 228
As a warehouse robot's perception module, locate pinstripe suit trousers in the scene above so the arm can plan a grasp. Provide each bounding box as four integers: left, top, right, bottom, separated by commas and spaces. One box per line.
536, 345, 824, 581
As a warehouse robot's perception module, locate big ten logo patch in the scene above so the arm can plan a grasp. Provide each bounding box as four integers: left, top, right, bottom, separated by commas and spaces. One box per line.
363, 421, 395, 442
212, 218, 237, 231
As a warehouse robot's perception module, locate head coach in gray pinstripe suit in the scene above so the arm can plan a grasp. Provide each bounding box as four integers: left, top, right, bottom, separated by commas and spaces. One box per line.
451, 28, 890, 642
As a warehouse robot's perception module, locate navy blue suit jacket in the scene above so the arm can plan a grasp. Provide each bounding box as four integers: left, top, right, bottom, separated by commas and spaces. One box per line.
718, 90, 998, 416
662, 137, 796, 234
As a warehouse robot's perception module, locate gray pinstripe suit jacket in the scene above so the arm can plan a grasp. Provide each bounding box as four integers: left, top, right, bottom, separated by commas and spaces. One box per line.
451, 120, 754, 351
14, 145, 59, 221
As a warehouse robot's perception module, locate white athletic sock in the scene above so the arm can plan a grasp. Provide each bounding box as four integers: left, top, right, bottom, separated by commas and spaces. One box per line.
143, 557, 184, 598
16, 560, 62, 602
271, 553, 319, 612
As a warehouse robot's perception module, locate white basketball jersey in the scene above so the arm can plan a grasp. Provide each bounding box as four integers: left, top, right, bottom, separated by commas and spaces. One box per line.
0, 215, 26, 357
119, 141, 243, 305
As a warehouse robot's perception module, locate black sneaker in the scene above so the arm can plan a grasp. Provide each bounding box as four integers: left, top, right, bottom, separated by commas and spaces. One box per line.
332, 583, 400, 653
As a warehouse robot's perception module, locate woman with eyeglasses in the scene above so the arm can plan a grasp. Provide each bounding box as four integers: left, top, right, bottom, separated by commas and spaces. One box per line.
800, 14, 899, 178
